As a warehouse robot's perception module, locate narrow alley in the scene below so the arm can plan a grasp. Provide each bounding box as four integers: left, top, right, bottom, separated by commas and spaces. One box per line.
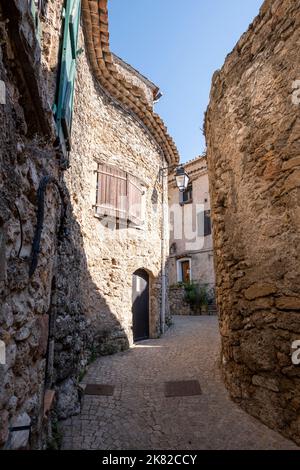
1, 0, 300, 456
61, 317, 297, 450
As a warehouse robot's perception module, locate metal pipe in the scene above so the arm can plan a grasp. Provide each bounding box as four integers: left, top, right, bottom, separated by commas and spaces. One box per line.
160, 159, 167, 335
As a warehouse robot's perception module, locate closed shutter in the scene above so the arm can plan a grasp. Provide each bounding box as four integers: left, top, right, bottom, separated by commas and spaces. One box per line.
55, 0, 81, 154
128, 175, 143, 226
95, 164, 144, 226
197, 211, 204, 237
96, 164, 128, 219
204, 210, 212, 236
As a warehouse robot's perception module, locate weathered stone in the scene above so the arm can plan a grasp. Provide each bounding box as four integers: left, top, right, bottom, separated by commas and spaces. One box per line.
0, 303, 14, 328
0, 409, 9, 446
9, 412, 31, 450
276, 297, 300, 311
252, 375, 280, 393
282, 157, 300, 171
15, 327, 31, 342
7, 395, 18, 413
168, 286, 193, 316
205, 0, 300, 446
283, 170, 300, 193
244, 283, 277, 300
55, 378, 80, 420
0, 0, 169, 448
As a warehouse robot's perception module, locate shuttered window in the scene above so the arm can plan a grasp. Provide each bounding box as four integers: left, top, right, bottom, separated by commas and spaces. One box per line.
180, 184, 193, 205
55, 0, 81, 154
204, 210, 212, 236
95, 164, 144, 227
197, 210, 212, 237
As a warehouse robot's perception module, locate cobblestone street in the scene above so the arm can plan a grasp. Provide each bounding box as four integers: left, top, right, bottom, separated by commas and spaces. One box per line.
60, 316, 298, 450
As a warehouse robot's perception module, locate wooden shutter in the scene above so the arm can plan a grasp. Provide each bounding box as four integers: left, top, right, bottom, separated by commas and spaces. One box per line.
96, 164, 128, 219
182, 261, 191, 283
204, 210, 212, 236
197, 211, 204, 237
55, 0, 81, 154
95, 164, 144, 226
128, 175, 144, 226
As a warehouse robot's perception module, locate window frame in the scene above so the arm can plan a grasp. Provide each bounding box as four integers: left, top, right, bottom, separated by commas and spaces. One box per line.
180, 183, 193, 205
94, 163, 145, 228
176, 258, 192, 283
197, 209, 212, 238
204, 210, 212, 237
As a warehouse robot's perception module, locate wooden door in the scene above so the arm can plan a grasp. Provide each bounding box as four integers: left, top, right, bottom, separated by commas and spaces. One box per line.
182, 261, 190, 283
132, 269, 149, 342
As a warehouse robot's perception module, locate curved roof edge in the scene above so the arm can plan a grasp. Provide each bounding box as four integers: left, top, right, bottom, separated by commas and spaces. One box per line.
81, 0, 180, 166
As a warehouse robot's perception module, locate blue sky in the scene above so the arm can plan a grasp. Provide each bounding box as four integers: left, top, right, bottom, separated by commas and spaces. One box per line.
109, 0, 263, 163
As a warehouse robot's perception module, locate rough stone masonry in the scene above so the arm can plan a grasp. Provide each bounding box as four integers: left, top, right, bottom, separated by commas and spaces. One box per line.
0, 0, 176, 449
205, 0, 300, 445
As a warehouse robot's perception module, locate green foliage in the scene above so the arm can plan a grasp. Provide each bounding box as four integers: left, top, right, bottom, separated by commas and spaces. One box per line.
47, 419, 63, 450
78, 368, 86, 382
88, 345, 98, 364
183, 282, 198, 307
77, 345, 98, 383
198, 285, 209, 307
183, 282, 210, 312
169, 282, 183, 289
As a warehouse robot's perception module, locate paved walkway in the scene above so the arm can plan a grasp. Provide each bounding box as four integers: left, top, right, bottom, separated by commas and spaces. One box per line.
60, 316, 298, 450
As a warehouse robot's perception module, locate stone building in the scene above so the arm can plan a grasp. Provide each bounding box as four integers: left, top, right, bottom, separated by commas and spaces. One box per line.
205, 0, 300, 445
168, 155, 216, 315
0, 0, 178, 449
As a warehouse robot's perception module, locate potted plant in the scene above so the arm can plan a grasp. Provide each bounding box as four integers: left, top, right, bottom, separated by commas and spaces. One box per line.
183, 282, 198, 314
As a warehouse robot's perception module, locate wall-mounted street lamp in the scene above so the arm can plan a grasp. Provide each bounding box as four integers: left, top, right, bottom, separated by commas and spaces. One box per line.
175, 165, 190, 192
158, 163, 189, 335
159, 165, 190, 193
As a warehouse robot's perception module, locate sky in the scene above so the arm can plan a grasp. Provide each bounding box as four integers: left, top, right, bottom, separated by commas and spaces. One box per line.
109, 0, 263, 163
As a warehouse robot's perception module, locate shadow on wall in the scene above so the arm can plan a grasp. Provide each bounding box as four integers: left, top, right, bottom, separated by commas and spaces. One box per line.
0, 2, 129, 448
0, 1, 169, 449
47, 188, 130, 421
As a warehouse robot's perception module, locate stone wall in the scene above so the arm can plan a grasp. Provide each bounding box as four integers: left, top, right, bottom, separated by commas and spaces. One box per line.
205, 0, 300, 445
0, 0, 63, 448
0, 1, 92, 448
169, 286, 191, 316
65, 27, 170, 350
0, 0, 172, 450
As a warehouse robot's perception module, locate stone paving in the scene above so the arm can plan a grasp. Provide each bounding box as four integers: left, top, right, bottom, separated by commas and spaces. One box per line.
60, 316, 299, 450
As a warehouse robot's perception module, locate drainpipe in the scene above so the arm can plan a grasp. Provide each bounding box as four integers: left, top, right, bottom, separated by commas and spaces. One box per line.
160, 156, 167, 335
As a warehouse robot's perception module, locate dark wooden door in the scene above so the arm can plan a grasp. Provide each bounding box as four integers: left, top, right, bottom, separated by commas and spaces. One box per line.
132, 269, 149, 342
182, 261, 190, 283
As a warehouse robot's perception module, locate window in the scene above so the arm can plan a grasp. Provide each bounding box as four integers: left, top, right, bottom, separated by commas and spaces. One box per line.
95, 163, 145, 227
180, 184, 193, 205
197, 210, 212, 237
204, 210, 212, 236
55, 0, 81, 154
177, 258, 192, 283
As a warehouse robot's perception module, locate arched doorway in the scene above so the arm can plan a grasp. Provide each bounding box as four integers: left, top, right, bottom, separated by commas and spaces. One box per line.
132, 269, 149, 342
